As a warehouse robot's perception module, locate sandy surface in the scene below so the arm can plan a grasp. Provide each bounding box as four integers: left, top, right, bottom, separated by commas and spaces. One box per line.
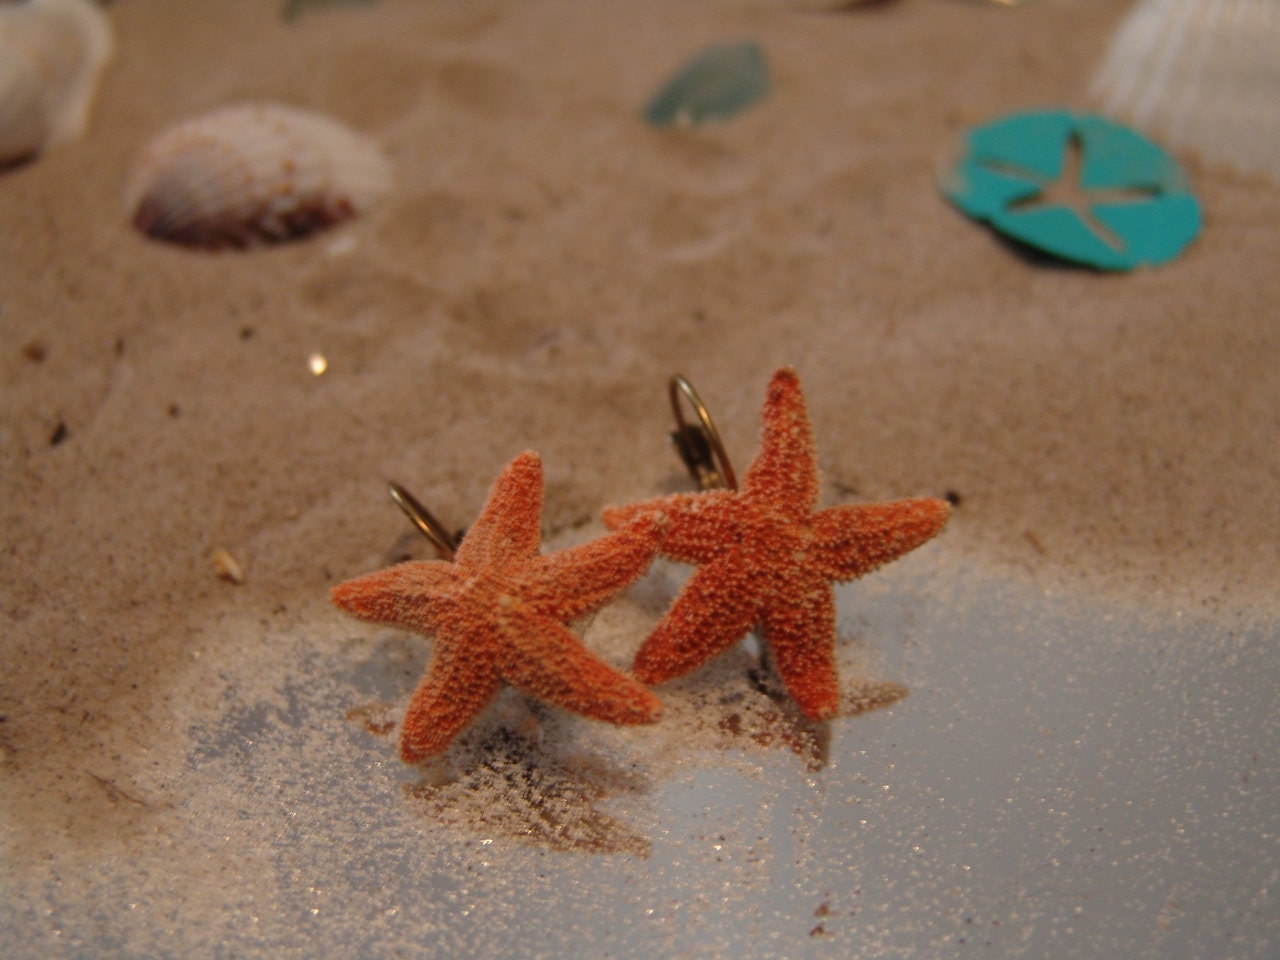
2, 0, 1279, 942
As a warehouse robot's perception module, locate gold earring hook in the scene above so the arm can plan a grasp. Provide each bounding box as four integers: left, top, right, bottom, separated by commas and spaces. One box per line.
668, 374, 738, 492
387, 481, 459, 561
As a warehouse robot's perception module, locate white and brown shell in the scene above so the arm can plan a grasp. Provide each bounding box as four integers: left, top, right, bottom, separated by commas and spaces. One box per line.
123, 103, 393, 250
0, 0, 113, 165
1091, 0, 1280, 184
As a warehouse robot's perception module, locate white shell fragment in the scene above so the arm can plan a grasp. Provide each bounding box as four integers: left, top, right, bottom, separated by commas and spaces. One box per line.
211, 547, 246, 585
0, 0, 114, 165
123, 102, 393, 250
1091, 0, 1280, 183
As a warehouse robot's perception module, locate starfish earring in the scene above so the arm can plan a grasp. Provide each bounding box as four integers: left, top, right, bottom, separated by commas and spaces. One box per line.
332, 451, 666, 764
603, 367, 950, 721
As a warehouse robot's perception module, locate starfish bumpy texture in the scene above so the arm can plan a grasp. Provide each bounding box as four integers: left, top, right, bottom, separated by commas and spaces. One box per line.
603, 367, 950, 721
333, 451, 665, 763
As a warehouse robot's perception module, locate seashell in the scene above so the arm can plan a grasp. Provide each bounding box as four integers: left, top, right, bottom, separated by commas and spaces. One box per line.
0, 0, 113, 165
1091, 0, 1280, 183
124, 102, 393, 250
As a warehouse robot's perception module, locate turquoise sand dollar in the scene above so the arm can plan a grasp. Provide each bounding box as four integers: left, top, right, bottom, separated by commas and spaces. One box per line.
941, 110, 1201, 270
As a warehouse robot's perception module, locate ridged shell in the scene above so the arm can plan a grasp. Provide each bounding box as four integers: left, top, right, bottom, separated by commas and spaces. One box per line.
1091, 0, 1280, 183
123, 103, 393, 250
0, 0, 113, 165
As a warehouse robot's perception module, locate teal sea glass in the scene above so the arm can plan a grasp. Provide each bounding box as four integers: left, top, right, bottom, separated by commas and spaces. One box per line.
283, 0, 376, 22
644, 41, 770, 127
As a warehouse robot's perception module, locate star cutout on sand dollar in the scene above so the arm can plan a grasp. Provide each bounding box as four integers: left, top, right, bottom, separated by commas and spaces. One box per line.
603, 367, 950, 720
333, 451, 665, 763
942, 110, 1201, 270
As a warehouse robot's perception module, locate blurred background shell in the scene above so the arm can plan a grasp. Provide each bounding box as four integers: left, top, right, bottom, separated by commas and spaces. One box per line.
1091, 0, 1280, 184
123, 102, 393, 250
0, 0, 113, 166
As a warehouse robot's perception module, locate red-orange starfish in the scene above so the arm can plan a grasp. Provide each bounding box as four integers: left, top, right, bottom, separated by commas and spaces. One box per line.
333, 451, 665, 763
603, 367, 950, 720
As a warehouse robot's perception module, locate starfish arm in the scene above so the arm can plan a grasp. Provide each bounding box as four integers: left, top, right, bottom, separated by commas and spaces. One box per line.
809, 498, 951, 582
631, 557, 761, 685
399, 637, 503, 762
331, 560, 458, 635
454, 450, 545, 569
521, 514, 666, 622
760, 582, 839, 720
741, 367, 820, 519
602, 491, 740, 565
497, 608, 662, 725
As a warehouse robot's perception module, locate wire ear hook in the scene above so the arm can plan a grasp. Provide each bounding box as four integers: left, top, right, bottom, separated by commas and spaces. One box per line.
668, 374, 738, 492
387, 481, 460, 561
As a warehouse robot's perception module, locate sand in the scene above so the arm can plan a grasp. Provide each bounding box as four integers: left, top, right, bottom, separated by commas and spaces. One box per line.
2, 0, 1278, 952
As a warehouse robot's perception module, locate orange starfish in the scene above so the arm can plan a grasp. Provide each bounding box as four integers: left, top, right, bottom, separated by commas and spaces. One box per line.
333, 451, 665, 763
603, 367, 950, 720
